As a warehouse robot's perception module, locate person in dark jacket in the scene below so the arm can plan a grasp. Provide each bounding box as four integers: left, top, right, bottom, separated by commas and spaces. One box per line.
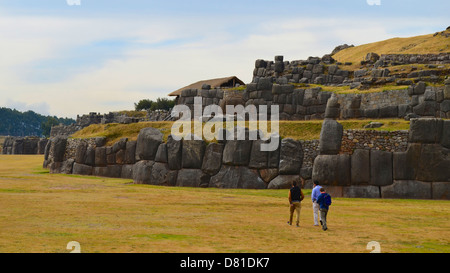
316, 187, 332, 231
288, 180, 304, 227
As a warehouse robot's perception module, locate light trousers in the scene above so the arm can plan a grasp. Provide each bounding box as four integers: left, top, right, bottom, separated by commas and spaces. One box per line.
313, 201, 320, 225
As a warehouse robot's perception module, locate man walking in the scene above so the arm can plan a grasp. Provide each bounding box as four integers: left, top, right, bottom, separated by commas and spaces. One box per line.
311, 181, 321, 226
288, 180, 304, 227
316, 187, 332, 231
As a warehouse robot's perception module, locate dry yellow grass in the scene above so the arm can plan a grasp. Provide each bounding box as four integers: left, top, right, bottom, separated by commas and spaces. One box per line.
0, 155, 448, 253
333, 30, 450, 70
70, 119, 411, 146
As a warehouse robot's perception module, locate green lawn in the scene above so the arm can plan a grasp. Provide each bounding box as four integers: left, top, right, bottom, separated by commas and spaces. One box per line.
0, 155, 448, 253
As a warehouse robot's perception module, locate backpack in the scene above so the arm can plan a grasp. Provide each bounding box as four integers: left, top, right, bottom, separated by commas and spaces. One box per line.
325, 194, 332, 206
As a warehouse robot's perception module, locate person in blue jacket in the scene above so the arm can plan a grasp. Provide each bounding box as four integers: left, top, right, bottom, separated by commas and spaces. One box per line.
316, 187, 332, 231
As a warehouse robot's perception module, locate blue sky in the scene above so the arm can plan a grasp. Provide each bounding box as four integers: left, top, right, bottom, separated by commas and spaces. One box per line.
0, 0, 448, 118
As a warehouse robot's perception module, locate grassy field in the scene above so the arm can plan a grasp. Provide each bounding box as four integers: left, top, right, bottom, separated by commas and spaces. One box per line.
71, 119, 411, 146
0, 155, 448, 253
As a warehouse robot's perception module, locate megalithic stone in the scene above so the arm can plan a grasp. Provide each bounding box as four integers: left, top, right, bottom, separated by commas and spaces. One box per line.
319, 118, 343, 155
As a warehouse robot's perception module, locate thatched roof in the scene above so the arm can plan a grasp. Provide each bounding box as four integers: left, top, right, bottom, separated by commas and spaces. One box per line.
168, 76, 245, 96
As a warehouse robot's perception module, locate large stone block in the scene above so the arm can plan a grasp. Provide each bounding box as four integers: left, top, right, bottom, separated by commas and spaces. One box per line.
50, 136, 67, 163
319, 119, 343, 155
267, 175, 299, 189
210, 165, 266, 189
393, 152, 414, 180
94, 137, 106, 147
413, 101, 437, 116
150, 162, 178, 186
222, 139, 252, 166
409, 118, 443, 143
121, 164, 134, 179
411, 81, 426, 95
312, 154, 351, 186
72, 163, 93, 176
135, 128, 163, 161
182, 138, 206, 169
75, 140, 88, 164
259, 168, 279, 183
201, 143, 224, 176
343, 185, 380, 198
379, 106, 398, 118
93, 165, 122, 178
112, 138, 127, 153
176, 169, 210, 188
49, 162, 62, 174
441, 100, 450, 113
267, 136, 281, 168
351, 149, 370, 185
115, 149, 126, 165
155, 143, 168, 163
61, 159, 75, 174
444, 84, 450, 99
381, 180, 432, 199
416, 144, 450, 182
441, 120, 450, 148
38, 139, 49, 155
124, 141, 136, 164
293, 89, 305, 105
364, 108, 379, 118
324, 107, 340, 119
257, 77, 273, 91
370, 150, 393, 186
132, 160, 155, 184
248, 140, 268, 169
95, 147, 107, 167
432, 182, 450, 200
84, 146, 95, 166
278, 138, 303, 174
166, 135, 182, 170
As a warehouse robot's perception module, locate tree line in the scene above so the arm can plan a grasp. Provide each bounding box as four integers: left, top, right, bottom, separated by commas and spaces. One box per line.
0, 107, 75, 137
134, 97, 175, 112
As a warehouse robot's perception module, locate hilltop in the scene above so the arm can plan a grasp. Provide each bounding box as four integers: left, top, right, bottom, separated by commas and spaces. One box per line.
333, 27, 450, 70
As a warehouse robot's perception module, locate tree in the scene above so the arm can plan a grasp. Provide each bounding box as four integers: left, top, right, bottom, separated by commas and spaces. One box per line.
134, 99, 154, 111
150, 97, 175, 111
41, 117, 59, 137
134, 97, 175, 111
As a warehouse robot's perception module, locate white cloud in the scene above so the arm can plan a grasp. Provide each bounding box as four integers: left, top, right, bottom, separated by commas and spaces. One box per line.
0, 12, 447, 119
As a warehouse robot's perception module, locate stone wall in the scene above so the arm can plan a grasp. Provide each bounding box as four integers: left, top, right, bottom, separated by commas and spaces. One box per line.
50, 111, 142, 137
175, 77, 449, 121
2, 136, 48, 155
326, 82, 450, 120
147, 109, 174, 121
43, 117, 449, 199
312, 118, 450, 200
44, 128, 307, 190
252, 55, 350, 85
177, 87, 225, 114
379, 53, 450, 65
341, 130, 408, 154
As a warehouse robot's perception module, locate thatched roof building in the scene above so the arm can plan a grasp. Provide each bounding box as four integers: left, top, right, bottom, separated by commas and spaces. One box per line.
168, 76, 244, 96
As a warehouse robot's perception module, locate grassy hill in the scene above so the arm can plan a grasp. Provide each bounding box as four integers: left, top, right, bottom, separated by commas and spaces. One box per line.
333, 28, 450, 70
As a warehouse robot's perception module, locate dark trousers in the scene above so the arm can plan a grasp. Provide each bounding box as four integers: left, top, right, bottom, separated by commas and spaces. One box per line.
319, 208, 328, 230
